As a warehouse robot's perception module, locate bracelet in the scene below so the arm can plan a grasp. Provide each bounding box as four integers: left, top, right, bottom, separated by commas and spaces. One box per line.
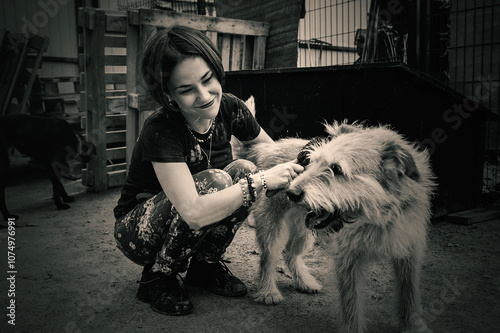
259, 170, 267, 190
239, 179, 251, 207
246, 173, 257, 205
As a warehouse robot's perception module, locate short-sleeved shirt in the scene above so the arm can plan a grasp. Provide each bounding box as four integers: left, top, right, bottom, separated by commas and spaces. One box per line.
113, 93, 261, 219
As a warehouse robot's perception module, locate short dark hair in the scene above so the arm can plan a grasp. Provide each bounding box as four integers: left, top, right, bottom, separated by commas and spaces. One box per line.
141, 26, 225, 109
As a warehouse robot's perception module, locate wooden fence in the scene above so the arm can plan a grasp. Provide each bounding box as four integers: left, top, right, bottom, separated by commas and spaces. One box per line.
79, 7, 269, 191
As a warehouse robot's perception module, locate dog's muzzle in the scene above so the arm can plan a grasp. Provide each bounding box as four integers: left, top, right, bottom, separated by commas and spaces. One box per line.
305, 210, 345, 232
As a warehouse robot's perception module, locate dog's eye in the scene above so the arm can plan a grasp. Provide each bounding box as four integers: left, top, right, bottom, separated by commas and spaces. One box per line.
331, 164, 343, 176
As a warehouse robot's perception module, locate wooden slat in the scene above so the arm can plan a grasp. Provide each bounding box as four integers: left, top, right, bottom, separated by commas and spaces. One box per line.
445, 208, 500, 225
107, 96, 126, 113
252, 36, 267, 69
230, 35, 243, 71
106, 130, 126, 144
107, 162, 127, 173
106, 14, 127, 33
107, 147, 126, 160
135, 9, 269, 36
220, 35, 231, 71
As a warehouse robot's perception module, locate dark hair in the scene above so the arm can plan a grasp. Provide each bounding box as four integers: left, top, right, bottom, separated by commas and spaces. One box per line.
141, 26, 225, 109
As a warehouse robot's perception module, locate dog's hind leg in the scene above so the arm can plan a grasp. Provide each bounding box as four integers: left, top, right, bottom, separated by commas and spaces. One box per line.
393, 254, 431, 333
253, 203, 288, 305
46, 162, 71, 210
284, 213, 322, 294
0, 152, 17, 220
335, 250, 369, 333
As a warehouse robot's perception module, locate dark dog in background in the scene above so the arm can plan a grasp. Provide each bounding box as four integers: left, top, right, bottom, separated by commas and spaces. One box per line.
0, 114, 96, 220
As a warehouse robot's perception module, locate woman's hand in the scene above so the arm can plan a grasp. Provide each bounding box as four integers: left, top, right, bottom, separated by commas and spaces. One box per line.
263, 161, 304, 191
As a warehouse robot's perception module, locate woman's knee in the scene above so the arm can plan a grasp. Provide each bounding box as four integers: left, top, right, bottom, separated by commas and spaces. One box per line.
223, 159, 258, 182
193, 169, 233, 194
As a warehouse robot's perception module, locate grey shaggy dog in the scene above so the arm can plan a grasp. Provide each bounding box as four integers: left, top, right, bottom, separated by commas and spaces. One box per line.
240, 121, 436, 333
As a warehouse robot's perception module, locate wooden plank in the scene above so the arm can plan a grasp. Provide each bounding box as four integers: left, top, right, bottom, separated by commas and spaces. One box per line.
126, 15, 141, 167
106, 13, 127, 33
106, 130, 126, 144
220, 35, 231, 71
230, 35, 243, 71
206, 31, 218, 46
86, 10, 108, 192
104, 35, 126, 48
137, 9, 269, 36
107, 95, 126, 113
252, 36, 267, 69
107, 162, 127, 173
107, 147, 126, 160
445, 208, 500, 225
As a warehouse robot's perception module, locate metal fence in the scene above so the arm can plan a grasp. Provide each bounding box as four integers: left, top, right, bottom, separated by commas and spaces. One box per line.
298, 0, 500, 192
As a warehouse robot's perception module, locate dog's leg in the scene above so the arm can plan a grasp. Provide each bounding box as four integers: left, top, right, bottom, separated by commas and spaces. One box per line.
46, 162, 70, 210
393, 254, 431, 333
0, 153, 18, 220
284, 216, 322, 294
336, 249, 369, 333
253, 205, 288, 305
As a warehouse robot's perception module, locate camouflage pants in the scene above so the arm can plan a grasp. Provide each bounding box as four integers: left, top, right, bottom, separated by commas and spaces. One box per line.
114, 159, 257, 274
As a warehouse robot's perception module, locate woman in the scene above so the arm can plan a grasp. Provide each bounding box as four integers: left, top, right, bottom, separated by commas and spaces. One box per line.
113, 26, 303, 315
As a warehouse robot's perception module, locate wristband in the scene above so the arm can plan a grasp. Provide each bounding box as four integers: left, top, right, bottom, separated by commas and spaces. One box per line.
259, 170, 267, 190
246, 173, 257, 204
239, 179, 251, 207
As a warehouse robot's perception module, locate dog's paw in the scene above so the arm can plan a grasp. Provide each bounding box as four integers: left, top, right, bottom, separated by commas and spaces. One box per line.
57, 203, 71, 210
63, 196, 75, 203
295, 275, 322, 294
296, 280, 322, 294
253, 291, 284, 305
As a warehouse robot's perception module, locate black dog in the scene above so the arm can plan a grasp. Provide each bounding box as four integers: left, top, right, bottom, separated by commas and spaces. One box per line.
0, 114, 96, 220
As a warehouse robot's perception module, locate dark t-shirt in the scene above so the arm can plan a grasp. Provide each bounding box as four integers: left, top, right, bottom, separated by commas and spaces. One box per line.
113, 93, 261, 218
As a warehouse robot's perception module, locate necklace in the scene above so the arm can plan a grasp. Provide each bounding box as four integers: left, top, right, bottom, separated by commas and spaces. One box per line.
186, 119, 215, 168
186, 119, 215, 143
200, 134, 213, 169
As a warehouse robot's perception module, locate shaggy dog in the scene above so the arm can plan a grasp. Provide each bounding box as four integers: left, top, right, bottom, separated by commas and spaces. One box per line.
242, 121, 435, 333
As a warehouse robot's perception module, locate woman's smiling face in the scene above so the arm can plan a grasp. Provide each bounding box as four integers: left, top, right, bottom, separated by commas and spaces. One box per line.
167, 56, 222, 126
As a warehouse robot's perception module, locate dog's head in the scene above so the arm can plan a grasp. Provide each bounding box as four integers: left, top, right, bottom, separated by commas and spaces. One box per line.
74, 133, 97, 163
286, 121, 433, 231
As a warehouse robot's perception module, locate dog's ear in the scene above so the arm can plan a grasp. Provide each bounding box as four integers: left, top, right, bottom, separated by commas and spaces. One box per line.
324, 120, 363, 138
381, 143, 420, 184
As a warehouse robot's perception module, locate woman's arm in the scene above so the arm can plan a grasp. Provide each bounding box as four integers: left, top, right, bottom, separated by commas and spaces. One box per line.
241, 127, 274, 145
153, 159, 303, 230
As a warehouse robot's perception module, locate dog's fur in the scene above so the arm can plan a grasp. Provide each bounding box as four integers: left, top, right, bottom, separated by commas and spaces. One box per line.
241, 121, 435, 333
0, 114, 96, 220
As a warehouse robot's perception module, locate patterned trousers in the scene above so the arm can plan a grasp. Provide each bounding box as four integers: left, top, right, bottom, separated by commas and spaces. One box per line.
114, 159, 257, 275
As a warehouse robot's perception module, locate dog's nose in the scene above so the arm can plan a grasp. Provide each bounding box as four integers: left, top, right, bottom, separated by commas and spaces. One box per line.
286, 189, 304, 202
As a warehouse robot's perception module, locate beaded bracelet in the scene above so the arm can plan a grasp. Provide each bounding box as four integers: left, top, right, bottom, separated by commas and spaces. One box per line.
239, 179, 251, 207
246, 173, 257, 204
259, 170, 267, 190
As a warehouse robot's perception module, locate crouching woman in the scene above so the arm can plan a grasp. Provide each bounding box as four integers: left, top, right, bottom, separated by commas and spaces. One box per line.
113, 26, 303, 315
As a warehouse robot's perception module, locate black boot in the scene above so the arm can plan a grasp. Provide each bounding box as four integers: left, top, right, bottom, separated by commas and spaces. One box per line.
186, 259, 247, 297
136, 264, 193, 315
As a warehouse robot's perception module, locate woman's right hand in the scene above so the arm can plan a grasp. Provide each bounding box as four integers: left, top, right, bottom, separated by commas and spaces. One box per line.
262, 161, 304, 191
